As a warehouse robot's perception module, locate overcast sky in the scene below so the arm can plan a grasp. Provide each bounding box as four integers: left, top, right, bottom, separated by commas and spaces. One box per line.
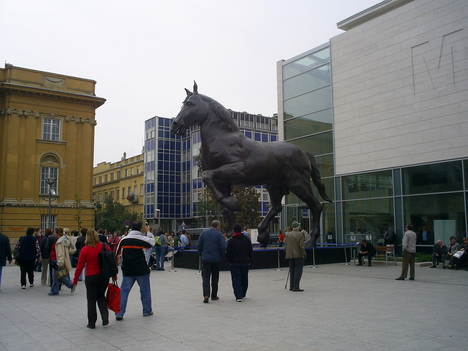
2, 0, 378, 165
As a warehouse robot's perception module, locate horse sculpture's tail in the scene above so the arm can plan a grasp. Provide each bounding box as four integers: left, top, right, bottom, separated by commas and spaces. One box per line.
306, 152, 333, 203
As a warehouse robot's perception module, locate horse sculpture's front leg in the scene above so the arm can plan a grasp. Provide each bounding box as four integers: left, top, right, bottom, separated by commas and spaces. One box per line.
202, 166, 244, 212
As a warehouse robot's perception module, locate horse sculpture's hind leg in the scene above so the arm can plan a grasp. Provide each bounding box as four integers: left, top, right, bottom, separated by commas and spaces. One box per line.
289, 173, 323, 247
257, 185, 288, 247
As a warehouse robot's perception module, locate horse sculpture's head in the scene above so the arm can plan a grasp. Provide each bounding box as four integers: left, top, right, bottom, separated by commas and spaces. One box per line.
171, 81, 210, 136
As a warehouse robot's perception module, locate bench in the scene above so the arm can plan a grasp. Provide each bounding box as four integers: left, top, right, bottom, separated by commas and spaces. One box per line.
375, 245, 397, 266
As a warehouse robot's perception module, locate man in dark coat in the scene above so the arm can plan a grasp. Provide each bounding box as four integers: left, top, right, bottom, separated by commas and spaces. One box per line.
0, 232, 13, 291
430, 240, 448, 268
197, 220, 226, 303
227, 223, 253, 302
357, 239, 376, 266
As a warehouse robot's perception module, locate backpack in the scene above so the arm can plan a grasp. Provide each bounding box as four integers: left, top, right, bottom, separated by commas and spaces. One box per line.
155, 235, 162, 246
98, 244, 118, 279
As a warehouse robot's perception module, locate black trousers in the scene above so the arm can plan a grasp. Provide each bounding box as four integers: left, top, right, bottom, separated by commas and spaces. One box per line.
202, 260, 220, 298
19, 259, 35, 286
230, 264, 249, 299
358, 252, 373, 265
288, 257, 304, 290
85, 274, 109, 326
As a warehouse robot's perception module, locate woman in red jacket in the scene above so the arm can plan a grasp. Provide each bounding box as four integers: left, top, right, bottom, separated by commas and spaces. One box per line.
72, 229, 111, 329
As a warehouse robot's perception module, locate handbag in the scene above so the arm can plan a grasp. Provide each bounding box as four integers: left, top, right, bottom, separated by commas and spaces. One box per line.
55, 268, 68, 280
106, 279, 121, 313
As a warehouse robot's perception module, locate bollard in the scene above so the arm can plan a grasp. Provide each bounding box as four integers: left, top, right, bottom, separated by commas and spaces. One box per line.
169, 247, 177, 272
196, 256, 201, 275
343, 243, 350, 265
311, 246, 318, 268
275, 247, 282, 271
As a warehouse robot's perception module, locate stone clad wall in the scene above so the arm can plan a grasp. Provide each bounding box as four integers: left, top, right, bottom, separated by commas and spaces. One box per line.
331, 0, 468, 175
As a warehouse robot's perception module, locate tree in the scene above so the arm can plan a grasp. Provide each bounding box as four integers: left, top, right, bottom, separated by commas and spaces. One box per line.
196, 187, 222, 227
73, 194, 83, 230
97, 197, 138, 233
232, 187, 262, 229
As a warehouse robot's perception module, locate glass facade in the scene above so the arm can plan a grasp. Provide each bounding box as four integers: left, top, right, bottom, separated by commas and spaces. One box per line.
280, 45, 468, 246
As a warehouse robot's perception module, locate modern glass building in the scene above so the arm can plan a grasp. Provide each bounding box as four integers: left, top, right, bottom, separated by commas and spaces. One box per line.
277, 0, 468, 247
143, 112, 278, 230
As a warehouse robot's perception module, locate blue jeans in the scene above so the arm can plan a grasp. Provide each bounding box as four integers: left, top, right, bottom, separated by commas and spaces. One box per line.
50, 268, 73, 294
155, 246, 165, 269
116, 274, 152, 317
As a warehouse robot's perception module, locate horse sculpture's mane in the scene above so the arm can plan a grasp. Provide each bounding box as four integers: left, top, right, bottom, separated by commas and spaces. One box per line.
199, 94, 238, 132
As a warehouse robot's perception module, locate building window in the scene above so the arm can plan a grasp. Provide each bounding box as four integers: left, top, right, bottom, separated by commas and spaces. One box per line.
40, 159, 59, 195
41, 214, 56, 231
122, 188, 126, 199
43, 118, 61, 141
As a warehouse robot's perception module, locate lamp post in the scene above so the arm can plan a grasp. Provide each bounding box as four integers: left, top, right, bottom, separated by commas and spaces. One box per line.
45, 177, 57, 229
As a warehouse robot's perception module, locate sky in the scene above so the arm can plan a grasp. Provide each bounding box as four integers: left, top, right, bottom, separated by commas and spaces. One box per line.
1, 0, 379, 165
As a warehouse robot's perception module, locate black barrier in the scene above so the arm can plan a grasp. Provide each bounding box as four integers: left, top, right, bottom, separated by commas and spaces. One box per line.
168, 243, 355, 271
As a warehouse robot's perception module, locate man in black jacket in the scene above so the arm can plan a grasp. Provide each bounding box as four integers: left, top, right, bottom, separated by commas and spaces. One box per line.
227, 223, 253, 302
0, 232, 13, 291
357, 239, 376, 266
115, 221, 155, 320
430, 240, 448, 268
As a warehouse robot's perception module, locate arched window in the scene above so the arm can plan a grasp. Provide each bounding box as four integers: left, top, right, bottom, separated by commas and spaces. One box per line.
40, 154, 59, 195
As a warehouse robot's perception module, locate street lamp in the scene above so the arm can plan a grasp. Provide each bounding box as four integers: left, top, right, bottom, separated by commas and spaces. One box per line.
45, 177, 57, 229
155, 208, 160, 228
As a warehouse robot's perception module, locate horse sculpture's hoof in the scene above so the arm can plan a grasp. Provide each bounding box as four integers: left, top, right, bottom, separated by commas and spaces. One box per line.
257, 231, 270, 248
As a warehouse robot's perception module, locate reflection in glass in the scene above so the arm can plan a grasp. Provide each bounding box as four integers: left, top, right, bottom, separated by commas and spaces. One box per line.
288, 132, 333, 156
283, 64, 330, 100
403, 193, 465, 245
342, 171, 393, 200
283, 47, 330, 80
402, 161, 463, 195
284, 86, 332, 118
315, 155, 334, 177
284, 109, 332, 139
343, 198, 394, 237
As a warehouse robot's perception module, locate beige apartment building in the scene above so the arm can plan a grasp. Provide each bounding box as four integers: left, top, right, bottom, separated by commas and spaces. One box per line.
0, 65, 105, 242
93, 153, 144, 222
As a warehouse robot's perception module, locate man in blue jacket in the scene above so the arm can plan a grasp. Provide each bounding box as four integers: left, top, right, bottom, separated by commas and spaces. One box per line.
197, 220, 226, 303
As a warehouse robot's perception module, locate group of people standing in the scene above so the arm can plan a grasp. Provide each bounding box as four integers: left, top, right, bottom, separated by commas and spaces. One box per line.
197, 219, 308, 304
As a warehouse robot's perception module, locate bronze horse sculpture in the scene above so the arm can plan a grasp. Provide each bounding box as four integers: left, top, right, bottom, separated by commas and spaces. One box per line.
171, 82, 332, 247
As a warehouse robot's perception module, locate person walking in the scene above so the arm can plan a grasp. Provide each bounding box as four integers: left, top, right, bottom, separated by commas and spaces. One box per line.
0, 232, 13, 291
40, 229, 52, 286
15, 227, 41, 289
72, 229, 112, 329
114, 221, 155, 320
197, 220, 226, 303
48, 227, 74, 295
227, 223, 253, 302
285, 221, 306, 292
396, 224, 417, 281
154, 230, 166, 270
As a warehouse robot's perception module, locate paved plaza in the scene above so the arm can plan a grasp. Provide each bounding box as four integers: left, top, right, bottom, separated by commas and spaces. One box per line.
0, 261, 466, 351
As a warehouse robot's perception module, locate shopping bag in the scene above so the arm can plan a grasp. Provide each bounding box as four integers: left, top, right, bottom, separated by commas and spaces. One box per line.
106, 280, 121, 313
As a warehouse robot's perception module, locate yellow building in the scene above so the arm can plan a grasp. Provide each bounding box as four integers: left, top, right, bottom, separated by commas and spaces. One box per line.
93, 153, 144, 223
0, 65, 105, 242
